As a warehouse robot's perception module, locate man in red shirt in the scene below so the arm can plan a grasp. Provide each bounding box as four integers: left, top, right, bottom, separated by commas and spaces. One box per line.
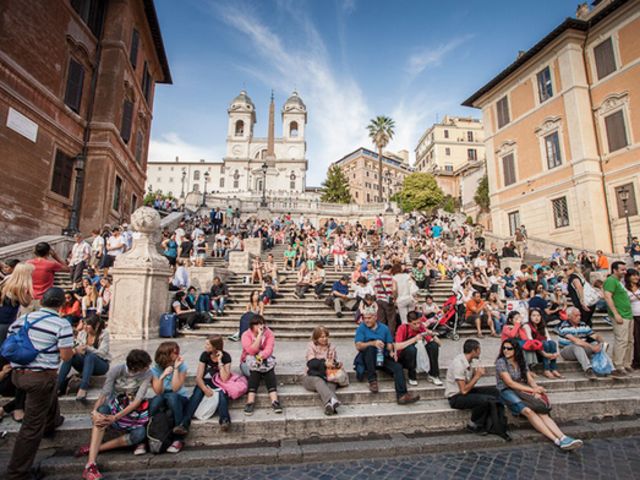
395, 311, 442, 386
26, 242, 70, 310
465, 291, 496, 338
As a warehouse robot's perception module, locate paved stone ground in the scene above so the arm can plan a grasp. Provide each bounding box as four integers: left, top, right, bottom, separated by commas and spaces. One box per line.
71, 434, 640, 480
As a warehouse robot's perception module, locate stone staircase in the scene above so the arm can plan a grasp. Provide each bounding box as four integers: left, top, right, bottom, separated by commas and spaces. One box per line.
2, 363, 640, 476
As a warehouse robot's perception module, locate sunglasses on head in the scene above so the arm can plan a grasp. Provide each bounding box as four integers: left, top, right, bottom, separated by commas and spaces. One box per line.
502, 346, 514, 351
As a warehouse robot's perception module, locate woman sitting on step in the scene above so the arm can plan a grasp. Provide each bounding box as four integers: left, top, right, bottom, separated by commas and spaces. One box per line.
302, 326, 344, 416
240, 315, 283, 416
495, 338, 583, 451
78, 349, 153, 480
57, 314, 111, 402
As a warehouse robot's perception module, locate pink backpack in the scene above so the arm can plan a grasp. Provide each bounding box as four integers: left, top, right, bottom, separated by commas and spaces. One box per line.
213, 373, 248, 399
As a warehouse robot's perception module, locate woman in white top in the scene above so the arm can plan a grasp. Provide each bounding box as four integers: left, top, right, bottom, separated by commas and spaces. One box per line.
392, 263, 417, 325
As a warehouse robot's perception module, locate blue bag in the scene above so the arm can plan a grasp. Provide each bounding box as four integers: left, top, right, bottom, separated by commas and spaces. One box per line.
591, 349, 613, 376
1, 314, 56, 365
159, 313, 177, 338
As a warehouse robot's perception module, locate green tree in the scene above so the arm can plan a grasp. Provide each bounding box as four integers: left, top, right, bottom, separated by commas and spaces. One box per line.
474, 174, 490, 211
395, 173, 444, 213
143, 189, 175, 206
367, 115, 395, 202
320, 165, 352, 204
441, 194, 457, 213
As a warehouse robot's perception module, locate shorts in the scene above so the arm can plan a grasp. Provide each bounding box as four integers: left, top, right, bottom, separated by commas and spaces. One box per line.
499, 388, 526, 415
97, 403, 146, 446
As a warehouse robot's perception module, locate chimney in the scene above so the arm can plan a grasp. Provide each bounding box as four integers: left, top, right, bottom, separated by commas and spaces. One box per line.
576, 2, 589, 19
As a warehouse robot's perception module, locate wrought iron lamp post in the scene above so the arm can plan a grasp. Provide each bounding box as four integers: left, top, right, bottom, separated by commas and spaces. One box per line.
619, 187, 633, 250
385, 170, 393, 212
261, 162, 268, 207
180, 168, 186, 198
201, 171, 210, 207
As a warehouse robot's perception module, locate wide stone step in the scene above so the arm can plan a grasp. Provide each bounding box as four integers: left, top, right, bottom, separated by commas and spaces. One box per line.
3, 386, 640, 450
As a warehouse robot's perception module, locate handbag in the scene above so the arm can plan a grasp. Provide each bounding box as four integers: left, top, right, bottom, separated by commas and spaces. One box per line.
325, 365, 349, 387
193, 390, 220, 420
213, 372, 249, 399
247, 354, 276, 373
110, 394, 150, 431
515, 391, 551, 414
521, 339, 543, 352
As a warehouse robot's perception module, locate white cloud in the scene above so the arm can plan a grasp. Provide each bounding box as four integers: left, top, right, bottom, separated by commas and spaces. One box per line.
214, 2, 371, 184
149, 132, 224, 164
406, 34, 474, 78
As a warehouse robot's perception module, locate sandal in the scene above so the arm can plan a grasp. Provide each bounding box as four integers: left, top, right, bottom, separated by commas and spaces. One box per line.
543, 371, 555, 379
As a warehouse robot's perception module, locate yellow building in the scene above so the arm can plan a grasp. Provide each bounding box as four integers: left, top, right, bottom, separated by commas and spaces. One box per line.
463, 0, 640, 253
334, 148, 413, 205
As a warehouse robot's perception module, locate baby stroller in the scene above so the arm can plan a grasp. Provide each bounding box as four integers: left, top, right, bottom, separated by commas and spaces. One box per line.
424, 294, 460, 341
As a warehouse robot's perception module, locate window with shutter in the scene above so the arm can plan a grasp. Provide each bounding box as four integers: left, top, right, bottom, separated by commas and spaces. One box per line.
131, 193, 138, 213
604, 110, 628, 153
594, 37, 616, 80
552, 197, 570, 228
135, 130, 144, 163
508, 211, 520, 236
467, 149, 477, 161
142, 62, 153, 104
544, 131, 562, 169
120, 100, 133, 143
615, 184, 638, 218
502, 153, 516, 186
112, 175, 122, 211
444, 130, 449, 139
64, 59, 84, 113
536, 66, 553, 102
467, 131, 473, 142
497, 96, 510, 128
50, 150, 75, 198
130, 29, 139, 68
71, 0, 104, 37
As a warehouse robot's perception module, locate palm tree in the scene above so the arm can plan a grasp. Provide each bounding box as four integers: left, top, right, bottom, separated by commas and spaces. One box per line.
367, 116, 395, 203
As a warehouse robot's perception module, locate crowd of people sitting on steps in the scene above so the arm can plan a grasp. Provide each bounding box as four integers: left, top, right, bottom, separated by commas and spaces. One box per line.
0, 208, 639, 479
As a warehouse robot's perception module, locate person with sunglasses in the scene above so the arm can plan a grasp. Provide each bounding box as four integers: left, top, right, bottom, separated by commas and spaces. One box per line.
496, 338, 583, 450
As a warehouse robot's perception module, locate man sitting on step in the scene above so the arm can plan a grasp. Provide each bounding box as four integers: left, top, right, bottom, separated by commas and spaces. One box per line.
558, 306, 605, 379
327, 275, 354, 318
354, 310, 420, 405
445, 339, 506, 437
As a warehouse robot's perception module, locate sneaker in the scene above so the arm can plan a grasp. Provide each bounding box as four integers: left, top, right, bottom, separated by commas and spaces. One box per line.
330, 397, 341, 413
397, 393, 420, 405
82, 463, 103, 480
75, 445, 91, 458
220, 419, 231, 432
408, 379, 418, 386
585, 368, 597, 380
324, 402, 335, 416
244, 403, 255, 416
228, 332, 240, 342
166, 440, 184, 454
133, 443, 147, 456
559, 436, 583, 451
428, 376, 443, 386
272, 401, 283, 414
612, 369, 627, 379
603, 316, 612, 326
172, 424, 189, 436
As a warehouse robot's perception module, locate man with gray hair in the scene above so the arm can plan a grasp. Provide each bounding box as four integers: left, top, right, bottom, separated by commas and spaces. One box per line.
558, 306, 606, 379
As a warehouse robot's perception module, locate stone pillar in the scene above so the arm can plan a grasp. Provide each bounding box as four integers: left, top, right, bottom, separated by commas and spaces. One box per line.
109, 207, 172, 340
244, 237, 263, 257
188, 266, 233, 292
228, 251, 252, 273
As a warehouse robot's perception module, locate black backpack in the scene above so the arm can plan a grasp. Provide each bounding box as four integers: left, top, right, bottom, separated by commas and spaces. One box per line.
484, 399, 509, 439
146, 407, 175, 454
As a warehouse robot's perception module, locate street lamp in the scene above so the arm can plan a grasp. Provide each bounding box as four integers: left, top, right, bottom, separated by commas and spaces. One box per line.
619, 187, 633, 249
385, 170, 393, 212
180, 168, 186, 198
260, 162, 268, 207
201, 171, 210, 207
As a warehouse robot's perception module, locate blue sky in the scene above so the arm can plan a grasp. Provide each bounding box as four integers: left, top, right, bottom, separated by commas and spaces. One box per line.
150, 0, 581, 186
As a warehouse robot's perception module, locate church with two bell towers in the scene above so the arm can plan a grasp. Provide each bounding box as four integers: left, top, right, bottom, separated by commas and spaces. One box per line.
222, 89, 308, 195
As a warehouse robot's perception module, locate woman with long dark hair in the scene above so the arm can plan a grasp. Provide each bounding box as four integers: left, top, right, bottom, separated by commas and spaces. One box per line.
522, 308, 562, 379
495, 338, 582, 450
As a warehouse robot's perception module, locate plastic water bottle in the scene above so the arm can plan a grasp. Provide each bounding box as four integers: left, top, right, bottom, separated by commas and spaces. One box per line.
376, 347, 384, 367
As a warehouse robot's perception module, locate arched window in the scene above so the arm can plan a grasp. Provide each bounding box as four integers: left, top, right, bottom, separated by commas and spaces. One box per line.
235, 120, 244, 136
193, 170, 200, 180
255, 149, 267, 160
289, 171, 296, 190
289, 121, 299, 137
233, 170, 239, 189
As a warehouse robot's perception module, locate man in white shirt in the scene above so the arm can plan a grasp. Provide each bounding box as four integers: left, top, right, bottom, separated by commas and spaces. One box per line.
105, 228, 125, 268
69, 233, 91, 288
120, 223, 133, 251
90, 228, 105, 269
175, 223, 186, 246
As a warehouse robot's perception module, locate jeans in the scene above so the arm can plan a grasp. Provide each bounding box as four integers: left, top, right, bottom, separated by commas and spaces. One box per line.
212, 297, 226, 314
448, 386, 502, 426
499, 388, 526, 415
398, 343, 440, 379
314, 282, 326, 296
493, 313, 507, 334
361, 346, 407, 397
57, 352, 110, 392
150, 392, 189, 427
540, 340, 558, 371
181, 386, 230, 427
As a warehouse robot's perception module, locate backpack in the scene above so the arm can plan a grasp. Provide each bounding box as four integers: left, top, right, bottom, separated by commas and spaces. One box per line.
146, 407, 175, 454
1, 314, 56, 365
484, 399, 509, 439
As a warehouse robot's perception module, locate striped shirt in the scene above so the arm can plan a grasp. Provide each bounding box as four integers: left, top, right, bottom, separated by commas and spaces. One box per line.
8, 308, 74, 370
557, 320, 593, 348
374, 273, 394, 303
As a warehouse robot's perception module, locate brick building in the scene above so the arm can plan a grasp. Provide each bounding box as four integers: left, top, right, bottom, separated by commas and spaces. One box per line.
463, 0, 639, 253
334, 148, 413, 205
0, 0, 171, 246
